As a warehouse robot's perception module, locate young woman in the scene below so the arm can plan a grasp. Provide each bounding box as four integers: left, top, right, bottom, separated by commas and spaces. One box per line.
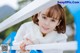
13, 4, 67, 53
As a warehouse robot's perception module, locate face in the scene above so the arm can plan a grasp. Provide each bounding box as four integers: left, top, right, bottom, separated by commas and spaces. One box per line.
38, 10, 60, 34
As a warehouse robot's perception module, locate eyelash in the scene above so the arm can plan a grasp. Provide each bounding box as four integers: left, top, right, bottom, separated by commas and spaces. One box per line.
42, 15, 55, 22
51, 20, 55, 22
42, 16, 46, 19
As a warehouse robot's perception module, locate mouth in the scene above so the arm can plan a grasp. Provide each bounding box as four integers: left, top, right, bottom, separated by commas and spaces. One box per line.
42, 26, 49, 30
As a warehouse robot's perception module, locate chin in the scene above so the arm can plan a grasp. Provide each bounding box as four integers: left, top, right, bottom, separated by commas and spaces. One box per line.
41, 30, 49, 34
40, 27, 50, 34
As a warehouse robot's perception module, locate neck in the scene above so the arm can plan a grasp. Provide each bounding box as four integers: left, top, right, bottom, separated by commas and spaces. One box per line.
42, 32, 46, 37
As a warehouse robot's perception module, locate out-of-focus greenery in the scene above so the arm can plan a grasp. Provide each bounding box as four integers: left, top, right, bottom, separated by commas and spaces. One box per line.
0, 17, 32, 40
65, 6, 75, 41
0, 0, 33, 44
65, 6, 74, 25
0, 1, 75, 53
0, 1, 74, 44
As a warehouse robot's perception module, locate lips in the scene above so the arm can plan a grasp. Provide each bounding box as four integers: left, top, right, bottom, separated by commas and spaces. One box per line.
42, 26, 49, 30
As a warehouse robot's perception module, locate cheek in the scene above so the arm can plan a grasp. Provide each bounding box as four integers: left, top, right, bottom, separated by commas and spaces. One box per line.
38, 20, 43, 26
49, 23, 57, 29
38, 18, 44, 26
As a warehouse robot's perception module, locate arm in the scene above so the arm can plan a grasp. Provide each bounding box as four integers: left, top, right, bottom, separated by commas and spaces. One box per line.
58, 34, 68, 42
20, 38, 33, 52
12, 23, 28, 46
12, 23, 34, 52
42, 34, 68, 53
55, 34, 68, 53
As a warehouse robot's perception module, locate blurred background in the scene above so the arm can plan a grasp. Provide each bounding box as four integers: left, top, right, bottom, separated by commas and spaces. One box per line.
0, 0, 76, 53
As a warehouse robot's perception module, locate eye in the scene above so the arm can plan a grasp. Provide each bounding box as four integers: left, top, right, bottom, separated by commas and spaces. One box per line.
42, 16, 46, 19
51, 19, 55, 22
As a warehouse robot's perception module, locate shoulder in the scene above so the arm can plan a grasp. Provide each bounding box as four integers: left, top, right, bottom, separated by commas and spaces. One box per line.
17, 21, 34, 31
20, 21, 36, 28
51, 31, 68, 40
59, 33, 68, 39
21, 21, 33, 26
20, 21, 39, 30
56, 33, 68, 42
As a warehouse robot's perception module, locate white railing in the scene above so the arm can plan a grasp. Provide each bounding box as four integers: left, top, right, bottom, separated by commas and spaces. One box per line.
0, 0, 78, 52
0, 0, 63, 32
0, 41, 77, 51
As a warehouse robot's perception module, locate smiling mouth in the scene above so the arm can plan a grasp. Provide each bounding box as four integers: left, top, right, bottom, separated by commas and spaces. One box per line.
42, 26, 49, 30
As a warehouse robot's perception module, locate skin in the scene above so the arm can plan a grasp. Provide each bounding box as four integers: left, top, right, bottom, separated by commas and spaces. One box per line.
20, 38, 33, 52
38, 10, 60, 34
20, 9, 61, 52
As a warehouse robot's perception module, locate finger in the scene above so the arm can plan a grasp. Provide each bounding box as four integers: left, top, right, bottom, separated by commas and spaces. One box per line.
20, 42, 25, 48
26, 38, 33, 44
20, 45, 26, 52
20, 42, 26, 52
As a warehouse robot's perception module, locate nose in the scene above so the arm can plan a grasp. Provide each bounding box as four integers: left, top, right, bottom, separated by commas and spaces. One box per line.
45, 21, 50, 26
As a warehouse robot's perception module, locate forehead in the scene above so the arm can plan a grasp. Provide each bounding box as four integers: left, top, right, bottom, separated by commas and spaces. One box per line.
40, 7, 61, 20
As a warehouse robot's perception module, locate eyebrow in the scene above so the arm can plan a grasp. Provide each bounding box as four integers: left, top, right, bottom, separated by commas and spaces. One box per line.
42, 14, 47, 17
42, 14, 53, 19
42, 14, 46, 16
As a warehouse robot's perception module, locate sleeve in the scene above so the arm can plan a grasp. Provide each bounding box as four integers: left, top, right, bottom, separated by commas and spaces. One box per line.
58, 34, 68, 42
12, 23, 28, 46
43, 34, 68, 53
54, 34, 68, 53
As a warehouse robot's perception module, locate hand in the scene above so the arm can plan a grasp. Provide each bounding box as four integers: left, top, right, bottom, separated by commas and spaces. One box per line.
20, 38, 33, 52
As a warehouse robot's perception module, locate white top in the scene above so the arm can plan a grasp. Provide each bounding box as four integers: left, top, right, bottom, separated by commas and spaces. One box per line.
13, 21, 68, 53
